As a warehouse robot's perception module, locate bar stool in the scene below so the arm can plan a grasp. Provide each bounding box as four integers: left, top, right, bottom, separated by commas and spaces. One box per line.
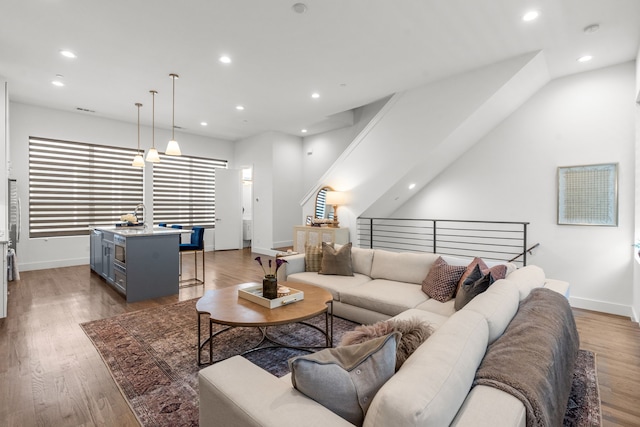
179, 226, 205, 287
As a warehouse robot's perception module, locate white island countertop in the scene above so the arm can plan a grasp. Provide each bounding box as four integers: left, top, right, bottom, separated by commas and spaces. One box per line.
89, 226, 188, 237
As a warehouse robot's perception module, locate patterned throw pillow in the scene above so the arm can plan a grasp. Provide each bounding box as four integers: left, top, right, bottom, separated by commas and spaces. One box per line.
421, 256, 467, 302
455, 257, 507, 296
304, 244, 324, 272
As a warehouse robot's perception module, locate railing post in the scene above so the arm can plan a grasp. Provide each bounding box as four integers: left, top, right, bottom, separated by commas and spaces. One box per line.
369, 218, 374, 249
433, 220, 437, 254
523, 223, 528, 266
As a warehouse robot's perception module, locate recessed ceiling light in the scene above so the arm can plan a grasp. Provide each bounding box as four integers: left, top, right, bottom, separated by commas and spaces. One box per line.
235, 105, 245, 111
408, 183, 416, 190
292, 3, 307, 14
301, 129, 308, 133
219, 55, 231, 64
52, 80, 64, 87
59, 49, 77, 58
577, 55, 593, 63
200, 122, 208, 126
522, 10, 539, 22
311, 92, 320, 99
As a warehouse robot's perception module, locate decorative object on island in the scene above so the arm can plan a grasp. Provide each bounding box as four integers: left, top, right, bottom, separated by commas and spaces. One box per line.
146, 90, 161, 163
324, 191, 346, 228
255, 256, 288, 299
131, 102, 145, 168
165, 73, 182, 156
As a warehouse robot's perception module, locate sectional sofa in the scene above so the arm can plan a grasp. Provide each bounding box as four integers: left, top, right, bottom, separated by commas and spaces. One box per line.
198, 245, 576, 427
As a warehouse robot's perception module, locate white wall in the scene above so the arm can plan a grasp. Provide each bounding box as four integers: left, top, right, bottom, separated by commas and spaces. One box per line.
634, 47, 640, 322
395, 62, 637, 317
235, 131, 304, 253
10, 102, 235, 271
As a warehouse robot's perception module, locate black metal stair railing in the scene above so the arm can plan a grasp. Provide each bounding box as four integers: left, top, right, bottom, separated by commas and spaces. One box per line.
357, 217, 534, 266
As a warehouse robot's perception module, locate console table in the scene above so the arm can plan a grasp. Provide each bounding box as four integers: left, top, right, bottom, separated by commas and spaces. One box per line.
293, 226, 349, 253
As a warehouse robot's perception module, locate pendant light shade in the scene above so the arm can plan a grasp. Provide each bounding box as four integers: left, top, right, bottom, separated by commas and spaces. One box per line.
146, 90, 161, 163
165, 73, 182, 156
132, 102, 145, 168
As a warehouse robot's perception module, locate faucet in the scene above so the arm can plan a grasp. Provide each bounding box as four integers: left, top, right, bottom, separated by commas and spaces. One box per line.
133, 203, 146, 228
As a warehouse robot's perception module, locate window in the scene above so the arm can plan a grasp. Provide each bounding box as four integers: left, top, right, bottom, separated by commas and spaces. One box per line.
152, 153, 227, 227
29, 137, 143, 238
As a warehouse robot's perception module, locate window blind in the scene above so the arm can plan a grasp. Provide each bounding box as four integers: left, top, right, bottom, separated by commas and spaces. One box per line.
152, 153, 227, 227
29, 137, 143, 238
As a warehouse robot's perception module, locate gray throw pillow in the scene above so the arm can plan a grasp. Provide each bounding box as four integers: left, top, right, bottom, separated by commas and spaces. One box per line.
454, 263, 496, 311
319, 241, 353, 276
288, 331, 400, 426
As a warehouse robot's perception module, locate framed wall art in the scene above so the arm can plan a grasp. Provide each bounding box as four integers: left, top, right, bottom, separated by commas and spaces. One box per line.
557, 163, 618, 226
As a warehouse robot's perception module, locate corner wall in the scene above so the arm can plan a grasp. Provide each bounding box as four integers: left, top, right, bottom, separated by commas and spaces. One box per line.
395, 62, 636, 317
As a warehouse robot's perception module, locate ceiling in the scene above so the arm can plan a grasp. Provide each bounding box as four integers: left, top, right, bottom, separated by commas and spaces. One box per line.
1, 0, 639, 141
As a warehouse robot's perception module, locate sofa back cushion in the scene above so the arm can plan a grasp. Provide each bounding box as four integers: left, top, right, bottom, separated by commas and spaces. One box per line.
364, 310, 489, 427
504, 265, 546, 300
462, 279, 520, 343
370, 250, 439, 284
351, 246, 375, 277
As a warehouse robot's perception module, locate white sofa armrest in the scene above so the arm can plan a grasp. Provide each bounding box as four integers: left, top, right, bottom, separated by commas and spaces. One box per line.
543, 279, 570, 298
199, 356, 353, 427
279, 253, 305, 281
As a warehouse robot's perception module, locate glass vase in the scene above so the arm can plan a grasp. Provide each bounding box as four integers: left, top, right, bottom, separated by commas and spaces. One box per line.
262, 275, 278, 299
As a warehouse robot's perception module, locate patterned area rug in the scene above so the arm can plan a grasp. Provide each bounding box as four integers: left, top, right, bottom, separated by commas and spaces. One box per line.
80, 298, 601, 427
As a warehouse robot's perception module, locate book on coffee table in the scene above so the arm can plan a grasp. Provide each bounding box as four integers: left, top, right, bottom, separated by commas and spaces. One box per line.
238, 285, 304, 309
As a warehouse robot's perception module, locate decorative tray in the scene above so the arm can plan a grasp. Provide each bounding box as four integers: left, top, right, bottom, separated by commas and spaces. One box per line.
238, 285, 304, 309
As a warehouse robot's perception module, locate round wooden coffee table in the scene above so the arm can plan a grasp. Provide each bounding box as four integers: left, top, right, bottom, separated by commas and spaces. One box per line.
196, 281, 333, 365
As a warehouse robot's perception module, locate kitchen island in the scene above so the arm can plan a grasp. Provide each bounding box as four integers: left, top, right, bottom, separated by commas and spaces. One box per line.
89, 226, 186, 302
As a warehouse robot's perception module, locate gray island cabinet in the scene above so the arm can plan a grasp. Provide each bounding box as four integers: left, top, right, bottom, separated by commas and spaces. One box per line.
89, 226, 184, 302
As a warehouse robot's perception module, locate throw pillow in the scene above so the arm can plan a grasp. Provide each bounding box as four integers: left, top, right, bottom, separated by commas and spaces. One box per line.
340, 318, 433, 371
455, 257, 507, 296
319, 242, 354, 276
454, 263, 496, 311
304, 243, 324, 272
421, 256, 467, 302
289, 332, 400, 426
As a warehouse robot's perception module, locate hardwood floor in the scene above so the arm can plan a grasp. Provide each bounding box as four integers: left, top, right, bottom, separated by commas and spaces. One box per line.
0, 248, 639, 426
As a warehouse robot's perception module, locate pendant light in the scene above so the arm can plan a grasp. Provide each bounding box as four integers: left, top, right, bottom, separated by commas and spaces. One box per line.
131, 102, 145, 168
165, 73, 182, 156
146, 90, 161, 163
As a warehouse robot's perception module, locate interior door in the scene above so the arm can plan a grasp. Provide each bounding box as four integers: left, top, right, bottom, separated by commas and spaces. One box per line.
214, 168, 243, 250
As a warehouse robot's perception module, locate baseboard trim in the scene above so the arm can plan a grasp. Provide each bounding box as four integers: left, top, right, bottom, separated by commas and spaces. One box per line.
569, 296, 634, 319
19, 257, 88, 272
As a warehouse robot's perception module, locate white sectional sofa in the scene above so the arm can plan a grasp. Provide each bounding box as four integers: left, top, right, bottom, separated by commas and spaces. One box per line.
198, 246, 573, 427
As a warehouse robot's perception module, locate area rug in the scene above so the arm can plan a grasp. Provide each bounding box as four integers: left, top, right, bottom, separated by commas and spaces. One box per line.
81, 298, 601, 427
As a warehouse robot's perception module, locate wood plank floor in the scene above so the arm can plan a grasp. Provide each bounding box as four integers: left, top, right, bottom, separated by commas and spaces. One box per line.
1, 248, 639, 426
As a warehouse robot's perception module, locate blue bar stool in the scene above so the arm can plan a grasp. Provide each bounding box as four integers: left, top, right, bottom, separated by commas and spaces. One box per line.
158, 223, 167, 227
179, 226, 205, 287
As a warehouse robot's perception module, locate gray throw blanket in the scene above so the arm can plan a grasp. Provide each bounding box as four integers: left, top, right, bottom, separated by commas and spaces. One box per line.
473, 288, 579, 427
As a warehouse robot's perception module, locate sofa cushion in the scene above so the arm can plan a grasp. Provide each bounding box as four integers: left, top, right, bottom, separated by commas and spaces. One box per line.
319, 242, 354, 276
340, 318, 434, 371
287, 272, 372, 301
364, 310, 489, 427
461, 279, 520, 343
340, 279, 428, 317
391, 307, 450, 329
414, 298, 456, 318
289, 332, 400, 426
454, 264, 496, 311
421, 256, 467, 302
505, 265, 546, 300
370, 250, 439, 284
305, 244, 324, 272
351, 246, 375, 277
